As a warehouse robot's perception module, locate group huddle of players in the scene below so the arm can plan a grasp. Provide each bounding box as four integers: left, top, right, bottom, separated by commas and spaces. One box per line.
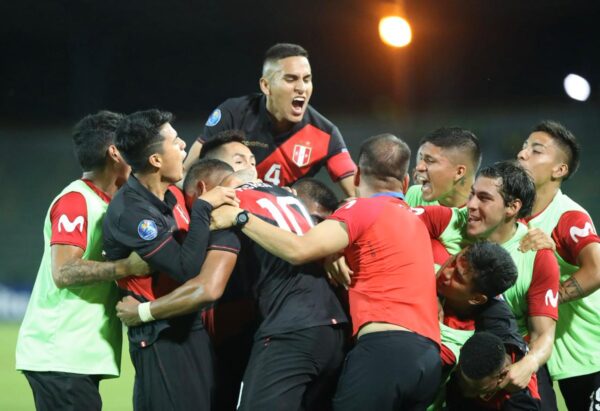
16, 42, 600, 411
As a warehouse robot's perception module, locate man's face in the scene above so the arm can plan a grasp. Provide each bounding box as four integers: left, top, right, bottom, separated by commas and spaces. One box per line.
457, 361, 507, 399
466, 176, 509, 240
436, 249, 478, 304
157, 123, 187, 183
219, 142, 257, 175
517, 131, 567, 187
262, 56, 313, 124
414, 143, 460, 202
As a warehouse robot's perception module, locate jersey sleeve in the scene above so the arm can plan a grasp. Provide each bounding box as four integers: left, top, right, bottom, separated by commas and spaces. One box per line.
208, 229, 241, 254
198, 100, 235, 143
325, 127, 356, 181
328, 199, 379, 244
414, 205, 454, 239
49, 191, 88, 250
527, 249, 559, 320
106, 199, 213, 283
553, 210, 600, 265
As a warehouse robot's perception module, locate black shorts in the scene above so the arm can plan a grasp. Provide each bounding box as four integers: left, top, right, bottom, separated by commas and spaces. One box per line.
558, 370, 600, 411
23, 370, 101, 411
333, 330, 441, 411
237, 324, 348, 411
129, 326, 215, 411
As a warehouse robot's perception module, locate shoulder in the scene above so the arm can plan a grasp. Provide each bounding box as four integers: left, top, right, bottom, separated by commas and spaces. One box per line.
305, 104, 336, 131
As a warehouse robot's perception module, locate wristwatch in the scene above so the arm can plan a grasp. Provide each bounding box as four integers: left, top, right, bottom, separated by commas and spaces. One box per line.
234, 210, 250, 227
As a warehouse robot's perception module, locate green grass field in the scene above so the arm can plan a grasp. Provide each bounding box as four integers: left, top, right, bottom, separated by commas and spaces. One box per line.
2, 322, 568, 410
1, 322, 135, 410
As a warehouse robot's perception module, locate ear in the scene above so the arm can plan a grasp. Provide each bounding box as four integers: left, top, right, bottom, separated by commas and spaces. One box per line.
107, 144, 121, 163
454, 164, 467, 182
195, 180, 207, 196
402, 174, 409, 194
148, 153, 162, 169
505, 198, 522, 219
551, 163, 568, 180
468, 293, 488, 306
354, 167, 361, 187
259, 77, 270, 96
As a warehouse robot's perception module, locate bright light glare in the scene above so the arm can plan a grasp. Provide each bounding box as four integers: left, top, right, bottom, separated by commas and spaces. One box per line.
564, 74, 591, 101
379, 16, 412, 48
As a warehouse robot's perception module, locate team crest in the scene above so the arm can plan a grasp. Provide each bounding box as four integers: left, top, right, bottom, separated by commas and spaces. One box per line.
205, 108, 221, 127
292, 144, 312, 167
137, 219, 158, 241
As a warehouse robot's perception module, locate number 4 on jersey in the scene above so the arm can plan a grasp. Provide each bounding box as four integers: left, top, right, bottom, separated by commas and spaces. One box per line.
264, 163, 282, 186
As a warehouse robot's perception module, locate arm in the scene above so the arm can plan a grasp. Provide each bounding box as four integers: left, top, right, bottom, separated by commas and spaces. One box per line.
116, 249, 237, 326
52, 245, 149, 288
337, 175, 356, 198
500, 315, 556, 391
559, 242, 600, 303
183, 140, 203, 172
211, 205, 350, 265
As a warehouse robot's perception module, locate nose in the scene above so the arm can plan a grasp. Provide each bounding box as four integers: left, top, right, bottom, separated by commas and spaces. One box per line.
517, 148, 528, 161
180, 139, 187, 150
295, 80, 305, 93
415, 160, 426, 172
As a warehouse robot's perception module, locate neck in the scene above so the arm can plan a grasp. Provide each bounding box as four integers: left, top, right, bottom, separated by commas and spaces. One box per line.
487, 220, 518, 244
438, 175, 474, 207
82, 169, 121, 197
532, 181, 560, 215
135, 172, 170, 201
443, 298, 477, 318
266, 104, 293, 134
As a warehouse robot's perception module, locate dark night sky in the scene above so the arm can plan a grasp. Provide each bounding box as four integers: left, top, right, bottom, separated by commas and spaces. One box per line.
2, 0, 599, 123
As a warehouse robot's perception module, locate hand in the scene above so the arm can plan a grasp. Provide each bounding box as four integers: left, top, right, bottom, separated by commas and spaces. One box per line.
116, 296, 143, 327
210, 205, 243, 230
324, 254, 353, 289
123, 251, 150, 277
200, 186, 239, 208
519, 227, 555, 252
498, 356, 536, 392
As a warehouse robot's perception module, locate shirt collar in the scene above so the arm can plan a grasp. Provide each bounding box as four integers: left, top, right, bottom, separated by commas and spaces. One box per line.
126, 175, 176, 214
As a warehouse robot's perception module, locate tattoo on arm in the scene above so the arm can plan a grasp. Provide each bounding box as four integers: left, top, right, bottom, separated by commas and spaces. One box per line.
558, 277, 585, 304
56, 259, 119, 288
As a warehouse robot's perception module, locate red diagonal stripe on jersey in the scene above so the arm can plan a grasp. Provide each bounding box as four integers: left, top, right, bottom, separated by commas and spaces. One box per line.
256, 124, 331, 187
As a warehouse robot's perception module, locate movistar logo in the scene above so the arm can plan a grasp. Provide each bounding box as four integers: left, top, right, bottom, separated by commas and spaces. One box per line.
58, 215, 84, 233
570, 222, 595, 243
544, 289, 558, 308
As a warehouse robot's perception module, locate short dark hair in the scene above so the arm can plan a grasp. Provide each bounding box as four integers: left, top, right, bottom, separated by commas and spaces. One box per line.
116, 109, 173, 173
264, 43, 308, 65
292, 178, 339, 214
183, 158, 233, 194
72, 110, 124, 172
532, 120, 580, 180
420, 127, 481, 171
359, 133, 411, 184
477, 161, 535, 219
464, 241, 518, 298
460, 332, 506, 380
200, 130, 246, 160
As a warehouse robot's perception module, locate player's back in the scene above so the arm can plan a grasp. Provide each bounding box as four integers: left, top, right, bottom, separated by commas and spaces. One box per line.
235, 182, 347, 339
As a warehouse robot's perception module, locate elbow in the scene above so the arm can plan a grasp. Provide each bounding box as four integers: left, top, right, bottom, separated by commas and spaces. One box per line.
52, 270, 68, 289
287, 249, 314, 266
203, 282, 225, 302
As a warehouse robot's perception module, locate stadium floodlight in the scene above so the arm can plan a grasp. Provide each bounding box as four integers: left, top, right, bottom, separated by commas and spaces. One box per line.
564, 74, 591, 102
379, 16, 412, 48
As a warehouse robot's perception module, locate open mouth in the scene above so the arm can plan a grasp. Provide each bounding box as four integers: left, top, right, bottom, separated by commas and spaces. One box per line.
291, 97, 305, 115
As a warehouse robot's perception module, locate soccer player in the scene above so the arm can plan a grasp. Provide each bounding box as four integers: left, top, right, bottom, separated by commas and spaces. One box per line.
406, 127, 481, 207
446, 332, 541, 410
16, 111, 150, 411
436, 243, 542, 410
517, 121, 600, 410
183, 43, 357, 196
415, 161, 559, 409
102, 109, 238, 410
211, 133, 442, 410
292, 177, 340, 224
